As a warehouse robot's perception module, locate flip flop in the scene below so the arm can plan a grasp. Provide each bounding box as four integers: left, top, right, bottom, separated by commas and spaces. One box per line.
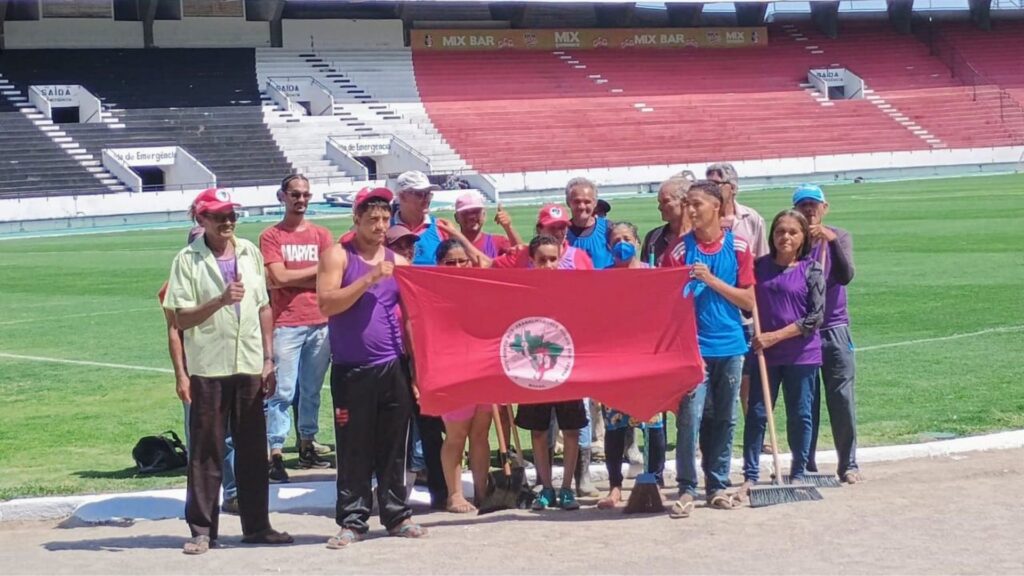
182, 535, 213, 555
669, 496, 695, 519
326, 528, 361, 549
843, 471, 864, 484
388, 522, 428, 539
707, 492, 739, 510
241, 528, 293, 545
596, 495, 619, 510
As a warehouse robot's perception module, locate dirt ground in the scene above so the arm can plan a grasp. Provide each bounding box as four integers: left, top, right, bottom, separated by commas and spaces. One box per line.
1, 449, 1022, 575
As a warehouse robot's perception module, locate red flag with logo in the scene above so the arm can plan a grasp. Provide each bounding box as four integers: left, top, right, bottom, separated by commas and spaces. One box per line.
395, 267, 703, 420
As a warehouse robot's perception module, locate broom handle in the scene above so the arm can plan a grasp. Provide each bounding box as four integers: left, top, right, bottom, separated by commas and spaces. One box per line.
818, 238, 828, 268
752, 302, 784, 484
491, 405, 512, 477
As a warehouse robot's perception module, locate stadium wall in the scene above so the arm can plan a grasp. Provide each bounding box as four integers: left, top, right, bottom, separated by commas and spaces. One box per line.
2, 146, 1021, 226
153, 18, 271, 48
281, 19, 405, 50
5, 19, 144, 49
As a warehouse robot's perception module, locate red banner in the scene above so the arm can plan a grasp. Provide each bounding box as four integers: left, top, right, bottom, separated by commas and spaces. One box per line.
395, 267, 704, 420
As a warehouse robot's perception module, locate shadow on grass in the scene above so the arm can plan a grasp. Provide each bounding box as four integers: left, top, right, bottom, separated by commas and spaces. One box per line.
72, 467, 186, 480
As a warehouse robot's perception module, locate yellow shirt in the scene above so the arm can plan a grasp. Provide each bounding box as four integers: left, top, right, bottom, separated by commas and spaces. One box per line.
163, 236, 270, 377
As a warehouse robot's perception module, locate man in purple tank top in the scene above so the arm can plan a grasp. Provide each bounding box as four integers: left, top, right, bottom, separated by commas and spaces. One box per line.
316, 186, 426, 548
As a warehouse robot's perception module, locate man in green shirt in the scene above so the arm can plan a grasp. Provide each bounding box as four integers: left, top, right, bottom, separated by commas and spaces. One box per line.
163, 188, 292, 555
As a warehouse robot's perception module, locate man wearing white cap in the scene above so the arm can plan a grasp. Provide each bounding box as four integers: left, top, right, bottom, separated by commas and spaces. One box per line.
453, 191, 522, 258
392, 171, 444, 265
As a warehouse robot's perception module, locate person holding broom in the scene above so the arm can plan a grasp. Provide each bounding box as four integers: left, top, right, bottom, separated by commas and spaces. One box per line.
737, 209, 825, 499
660, 181, 755, 517
793, 184, 862, 484
597, 221, 667, 510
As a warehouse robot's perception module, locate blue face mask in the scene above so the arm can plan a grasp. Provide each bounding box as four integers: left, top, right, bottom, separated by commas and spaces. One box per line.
612, 241, 637, 262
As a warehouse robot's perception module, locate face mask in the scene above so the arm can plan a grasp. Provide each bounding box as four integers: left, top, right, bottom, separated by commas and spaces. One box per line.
612, 241, 637, 262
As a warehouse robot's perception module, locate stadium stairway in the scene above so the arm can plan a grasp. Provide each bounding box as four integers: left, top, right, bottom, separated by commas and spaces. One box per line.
0, 74, 121, 197
0, 49, 293, 193
255, 48, 469, 182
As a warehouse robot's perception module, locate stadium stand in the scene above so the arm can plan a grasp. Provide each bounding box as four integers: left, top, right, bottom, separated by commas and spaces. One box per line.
0, 93, 112, 197
412, 25, 1024, 174
0, 49, 292, 192
256, 48, 468, 180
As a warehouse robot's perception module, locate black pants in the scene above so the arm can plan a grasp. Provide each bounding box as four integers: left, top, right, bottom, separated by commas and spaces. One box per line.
331, 359, 413, 533
186, 374, 270, 539
604, 427, 666, 488
412, 407, 448, 507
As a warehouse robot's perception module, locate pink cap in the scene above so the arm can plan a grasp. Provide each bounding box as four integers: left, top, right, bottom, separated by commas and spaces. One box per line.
192, 188, 240, 215
455, 192, 486, 213
354, 186, 394, 208
537, 204, 570, 227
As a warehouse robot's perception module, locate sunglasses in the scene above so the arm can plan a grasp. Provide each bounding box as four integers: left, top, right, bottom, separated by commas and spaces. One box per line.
405, 190, 433, 199
288, 192, 313, 200
207, 212, 238, 223
441, 258, 471, 267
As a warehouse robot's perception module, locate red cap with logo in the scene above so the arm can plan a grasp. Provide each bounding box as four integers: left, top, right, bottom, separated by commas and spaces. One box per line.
192, 188, 240, 215
354, 186, 394, 208
537, 204, 570, 227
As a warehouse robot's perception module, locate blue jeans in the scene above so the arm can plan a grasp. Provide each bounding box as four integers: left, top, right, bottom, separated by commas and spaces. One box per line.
183, 402, 236, 500
743, 363, 818, 482
676, 356, 742, 498
266, 324, 331, 450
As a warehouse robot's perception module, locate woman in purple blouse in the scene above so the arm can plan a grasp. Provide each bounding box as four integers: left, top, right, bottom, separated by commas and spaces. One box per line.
738, 209, 825, 495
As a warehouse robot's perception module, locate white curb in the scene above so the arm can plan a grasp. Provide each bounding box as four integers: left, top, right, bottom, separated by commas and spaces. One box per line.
2, 430, 1022, 523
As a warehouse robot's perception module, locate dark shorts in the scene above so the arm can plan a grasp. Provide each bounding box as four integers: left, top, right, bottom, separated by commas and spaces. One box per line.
515, 400, 587, 432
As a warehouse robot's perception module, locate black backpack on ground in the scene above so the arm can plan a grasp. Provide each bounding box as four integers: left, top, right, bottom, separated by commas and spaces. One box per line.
132, 431, 188, 474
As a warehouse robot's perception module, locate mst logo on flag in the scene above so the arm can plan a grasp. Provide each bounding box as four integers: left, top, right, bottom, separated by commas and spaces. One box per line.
500, 317, 575, 389
395, 267, 704, 420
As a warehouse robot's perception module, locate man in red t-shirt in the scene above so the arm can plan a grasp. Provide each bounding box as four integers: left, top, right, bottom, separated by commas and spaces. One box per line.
453, 191, 522, 258
259, 174, 334, 480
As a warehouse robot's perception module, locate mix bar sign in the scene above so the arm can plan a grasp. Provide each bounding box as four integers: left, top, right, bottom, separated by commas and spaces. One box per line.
412, 27, 767, 51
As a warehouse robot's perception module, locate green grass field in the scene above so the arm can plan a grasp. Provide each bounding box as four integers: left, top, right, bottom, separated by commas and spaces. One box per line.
1, 174, 1022, 501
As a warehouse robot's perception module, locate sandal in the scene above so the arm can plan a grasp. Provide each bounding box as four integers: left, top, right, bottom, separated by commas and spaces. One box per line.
326, 528, 361, 549
388, 521, 428, 539
669, 495, 695, 519
843, 471, 864, 485
241, 528, 294, 545
183, 535, 213, 555
708, 491, 739, 510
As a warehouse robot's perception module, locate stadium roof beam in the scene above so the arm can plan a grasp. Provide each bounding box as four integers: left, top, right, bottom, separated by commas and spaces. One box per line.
969, 0, 992, 30
246, 0, 287, 46
811, 1, 840, 39
0, 0, 6, 50
886, 0, 913, 33
594, 2, 637, 27
734, 1, 768, 26
666, 3, 704, 27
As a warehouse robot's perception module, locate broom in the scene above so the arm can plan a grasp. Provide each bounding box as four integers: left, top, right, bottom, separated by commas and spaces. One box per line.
748, 303, 824, 508
478, 405, 533, 514
783, 239, 842, 489
623, 423, 664, 514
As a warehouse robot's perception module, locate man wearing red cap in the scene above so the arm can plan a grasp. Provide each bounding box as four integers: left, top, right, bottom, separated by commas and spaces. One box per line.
163, 188, 292, 554
317, 187, 426, 547
259, 174, 334, 482
492, 204, 594, 270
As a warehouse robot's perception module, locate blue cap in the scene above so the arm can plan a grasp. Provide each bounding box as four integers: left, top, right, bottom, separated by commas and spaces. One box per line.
792, 184, 826, 205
